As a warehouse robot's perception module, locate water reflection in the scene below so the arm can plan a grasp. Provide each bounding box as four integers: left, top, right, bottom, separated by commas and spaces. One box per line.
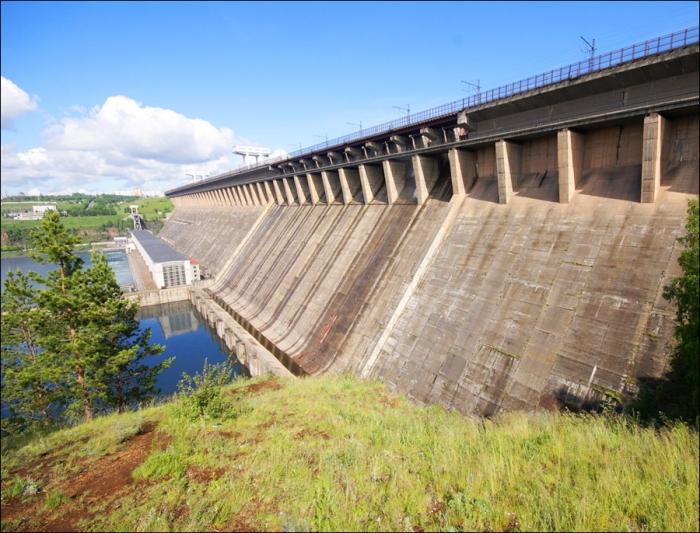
137, 301, 248, 397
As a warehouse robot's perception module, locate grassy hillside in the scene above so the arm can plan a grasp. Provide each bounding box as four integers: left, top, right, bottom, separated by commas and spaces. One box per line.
1, 197, 172, 252
1, 376, 698, 532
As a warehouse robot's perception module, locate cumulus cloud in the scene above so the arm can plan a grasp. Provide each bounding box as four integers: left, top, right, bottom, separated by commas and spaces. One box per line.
1, 95, 263, 194
45, 95, 237, 164
1, 76, 39, 130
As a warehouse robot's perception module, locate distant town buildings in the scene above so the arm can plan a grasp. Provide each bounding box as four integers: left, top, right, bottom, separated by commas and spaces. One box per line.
5, 204, 57, 220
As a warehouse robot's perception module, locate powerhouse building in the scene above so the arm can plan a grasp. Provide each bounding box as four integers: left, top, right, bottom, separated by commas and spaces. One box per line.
130, 229, 196, 288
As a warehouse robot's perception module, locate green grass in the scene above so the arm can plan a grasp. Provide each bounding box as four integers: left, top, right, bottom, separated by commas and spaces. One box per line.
1, 376, 698, 532
120, 197, 172, 220
2, 215, 124, 231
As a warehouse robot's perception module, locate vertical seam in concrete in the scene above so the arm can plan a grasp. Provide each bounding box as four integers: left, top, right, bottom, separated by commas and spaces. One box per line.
360, 195, 465, 377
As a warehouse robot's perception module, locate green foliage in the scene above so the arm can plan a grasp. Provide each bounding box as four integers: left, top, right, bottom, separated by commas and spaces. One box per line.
664, 198, 699, 423
132, 449, 186, 481
80, 250, 172, 414
43, 489, 69, 511
29, 210, 83, 277
636, 199, 699, 425
1, 270, 66, 434
175, 359, 237, 421
1, 194, 171, 248
5, 376, 695, 532
1, 210, 171, 429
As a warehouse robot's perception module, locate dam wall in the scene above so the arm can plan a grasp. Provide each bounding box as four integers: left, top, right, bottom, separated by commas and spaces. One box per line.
158, 206, 265, 277
161, 40, 699, 415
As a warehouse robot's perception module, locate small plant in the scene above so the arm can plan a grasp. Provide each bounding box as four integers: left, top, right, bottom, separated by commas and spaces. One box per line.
176, 359, 236, 421
44, 489, 69, 511
5, 476, 41, 499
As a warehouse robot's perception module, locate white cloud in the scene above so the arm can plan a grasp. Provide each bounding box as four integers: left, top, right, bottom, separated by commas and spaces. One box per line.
0, 95, 273, 194
1, 76, 39, 130
45, 95, 237, 164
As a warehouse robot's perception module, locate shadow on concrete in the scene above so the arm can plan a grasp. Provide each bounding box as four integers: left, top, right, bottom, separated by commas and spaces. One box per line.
467, 176, 500, 203
428, 156, 453, 202
515, 170, 560, 203
577, 165, 642, 202
663, 161, 700, 195
539, 387, 623, 415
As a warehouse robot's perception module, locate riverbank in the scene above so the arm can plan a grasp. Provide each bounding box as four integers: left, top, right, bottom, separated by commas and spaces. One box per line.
2, 375, 697, 532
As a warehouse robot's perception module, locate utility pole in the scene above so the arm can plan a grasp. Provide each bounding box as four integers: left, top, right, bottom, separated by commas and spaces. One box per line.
313, 133, 329, 147
346, 121, 363, 134
392, 104, 411, 122
287, 142, 303, 154
580, 36, 596, 71
461, 79, 480, 93
461, 79, 481, 104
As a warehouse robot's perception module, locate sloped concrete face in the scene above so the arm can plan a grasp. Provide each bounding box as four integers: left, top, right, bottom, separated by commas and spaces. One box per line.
162, 114, 698, 416
362, 169, 694, 416
159, 206, 265, 277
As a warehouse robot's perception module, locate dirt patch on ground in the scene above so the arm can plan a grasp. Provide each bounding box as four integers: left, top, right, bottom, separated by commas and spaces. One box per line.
2, 421, 165, 532
186, 466, 227, 484
219, 496, 280, 532
214, 429, 242, 439
62, 422, 157, 500
235, 379, 283, 395
295, 428, 330, 440
379, 394, 401, 408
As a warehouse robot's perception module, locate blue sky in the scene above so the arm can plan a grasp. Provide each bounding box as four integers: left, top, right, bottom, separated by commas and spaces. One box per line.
1, 1, 698, 195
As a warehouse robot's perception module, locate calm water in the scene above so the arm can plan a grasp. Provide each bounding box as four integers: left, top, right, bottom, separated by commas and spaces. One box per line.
1, 249, 134, 290
137, 301, 248, 397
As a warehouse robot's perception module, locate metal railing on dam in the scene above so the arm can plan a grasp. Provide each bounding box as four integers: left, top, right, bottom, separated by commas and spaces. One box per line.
167, 25, 698, 195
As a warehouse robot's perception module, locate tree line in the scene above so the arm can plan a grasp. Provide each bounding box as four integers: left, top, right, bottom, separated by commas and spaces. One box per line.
1, 211, 171, 434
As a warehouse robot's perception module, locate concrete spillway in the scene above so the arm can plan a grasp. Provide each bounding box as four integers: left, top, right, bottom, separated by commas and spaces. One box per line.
162, 39, 699, 414
161, 111, 698, 415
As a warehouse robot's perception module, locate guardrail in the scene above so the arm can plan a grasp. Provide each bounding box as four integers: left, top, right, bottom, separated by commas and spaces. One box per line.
169, 25, 699, 193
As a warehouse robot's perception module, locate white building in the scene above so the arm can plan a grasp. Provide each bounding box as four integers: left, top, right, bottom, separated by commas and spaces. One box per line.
32, 204, 57, 216
130, 230, 195, 289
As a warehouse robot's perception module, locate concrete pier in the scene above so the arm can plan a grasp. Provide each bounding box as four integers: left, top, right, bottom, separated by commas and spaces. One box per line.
557, 129, 584, 204
495, 140, 520, 204
641, 112, 667, 203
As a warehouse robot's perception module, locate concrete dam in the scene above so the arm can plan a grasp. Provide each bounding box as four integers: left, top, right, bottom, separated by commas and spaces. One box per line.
162, 29, 699, 416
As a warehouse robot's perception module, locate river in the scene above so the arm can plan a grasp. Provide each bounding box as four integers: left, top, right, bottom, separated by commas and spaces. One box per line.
1, 249, 133, 289
1, 253, 247, 399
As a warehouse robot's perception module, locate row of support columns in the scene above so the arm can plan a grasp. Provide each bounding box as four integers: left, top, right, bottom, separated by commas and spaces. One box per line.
171, 113, 666, 208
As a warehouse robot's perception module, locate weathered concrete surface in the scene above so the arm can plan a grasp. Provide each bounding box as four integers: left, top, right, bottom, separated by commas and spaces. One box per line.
125, 285, 197, 306
363, 153, 696, 415
160, 113, 698, 416
159, 206, 265, 277
125, 247, 158, 291
190, 289, 293, 377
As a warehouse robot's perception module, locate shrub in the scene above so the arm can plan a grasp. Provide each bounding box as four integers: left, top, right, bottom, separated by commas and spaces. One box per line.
175, 359, 237, 421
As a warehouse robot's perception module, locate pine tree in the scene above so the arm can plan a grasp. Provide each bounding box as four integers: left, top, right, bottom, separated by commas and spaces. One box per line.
0, 271, 65, 433
2, 210, 173, 424
31, 211, 98, 420
82, 250, 171, 413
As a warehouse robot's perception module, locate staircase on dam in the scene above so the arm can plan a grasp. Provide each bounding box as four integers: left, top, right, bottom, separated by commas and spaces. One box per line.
160, 29, 699, 416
